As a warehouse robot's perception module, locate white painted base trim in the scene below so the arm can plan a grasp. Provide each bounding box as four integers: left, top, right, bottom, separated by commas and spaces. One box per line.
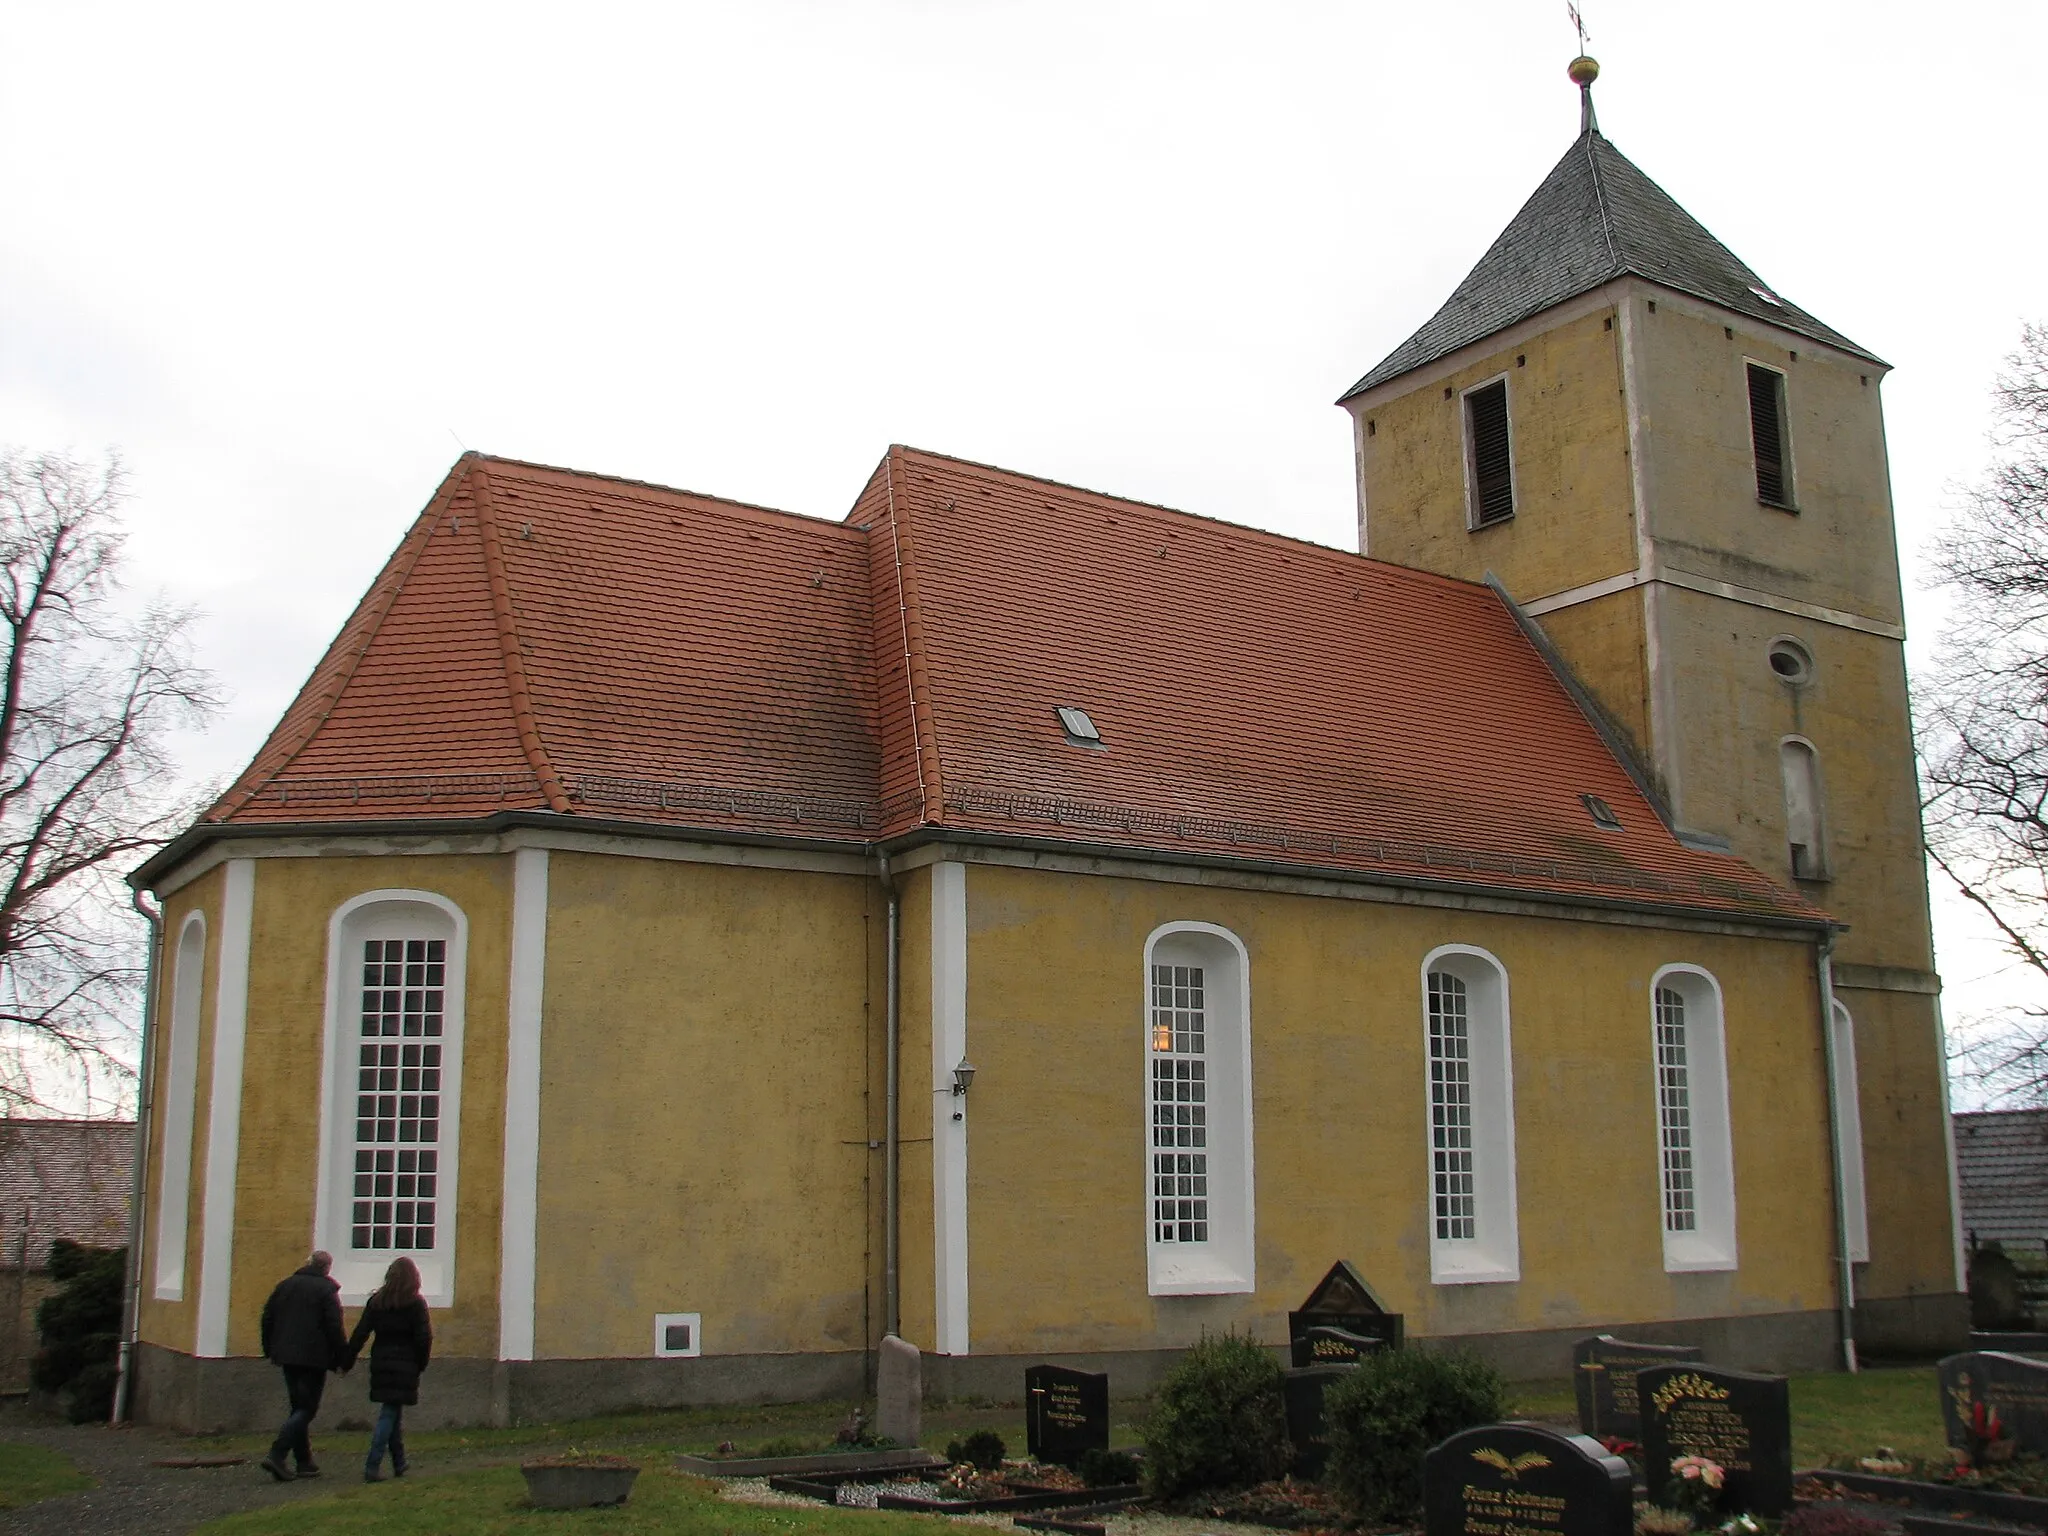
931, 860, 970, 1355
498, 848, 550, 1361
194, 860, 255, 1358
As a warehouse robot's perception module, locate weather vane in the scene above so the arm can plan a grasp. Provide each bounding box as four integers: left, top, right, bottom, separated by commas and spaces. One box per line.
1566, 3, 1599, 134
1567, 2, 1590, 54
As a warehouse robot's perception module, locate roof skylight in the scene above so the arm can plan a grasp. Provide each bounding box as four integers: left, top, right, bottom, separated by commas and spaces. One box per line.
1748, 284, 1783, 307
1581, 793, 1622, 830
1056, 706, 1104, 748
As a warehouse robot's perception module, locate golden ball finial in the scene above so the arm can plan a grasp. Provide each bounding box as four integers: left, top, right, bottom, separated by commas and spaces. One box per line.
1568, 54, 1600, 87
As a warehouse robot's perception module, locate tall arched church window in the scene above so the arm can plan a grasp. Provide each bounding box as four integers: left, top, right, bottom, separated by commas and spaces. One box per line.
1651, 966, 1737, 1271
1831, 1000, 1870, 1262
315, 891, 468, 1306
1143, 922, 1254, 1296
1421, 946, 1519, 1283
152, 912, 207, 1300
1781, 738, 1828, 880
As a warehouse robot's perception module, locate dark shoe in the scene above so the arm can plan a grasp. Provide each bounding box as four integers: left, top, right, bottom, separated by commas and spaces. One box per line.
295, 1463, 322, 1478
363, 1469, 385, 1483
392, 1462, 408, 1478
260, 1456, 297, 1482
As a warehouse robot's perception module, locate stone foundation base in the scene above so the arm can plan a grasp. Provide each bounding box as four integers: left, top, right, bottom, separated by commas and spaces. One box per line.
1853, 1291, 1971, 1359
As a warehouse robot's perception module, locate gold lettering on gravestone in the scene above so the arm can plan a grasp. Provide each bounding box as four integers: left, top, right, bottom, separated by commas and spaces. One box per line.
1046, 1382, 1086, 1431
1650, 1375, 1750, 1473
1462, 1476, 1569, 1536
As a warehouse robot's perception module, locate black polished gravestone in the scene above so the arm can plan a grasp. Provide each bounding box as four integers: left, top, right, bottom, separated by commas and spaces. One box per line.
1292, 1324, 1388, 1369
1940, 1351, 2048, 1458
1287, 1260, 1404, 1359
1282, 1366, 1352, 1481
1572, 1336, 1704, 1441
1423, 1422, 1632, 1536
1639, 1366, 1792, 1518
1025, 1365, 1110, 1467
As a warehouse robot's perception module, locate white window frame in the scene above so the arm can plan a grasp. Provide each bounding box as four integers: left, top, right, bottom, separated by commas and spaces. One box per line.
1460, 373, 1518, 530
1831, 1000, 1870, 1263
1420, 945, 1520, 1284
313, 890, 469, 1308
152, 911, 207, 1300
652, 1311, 702, 1358
1142, 921, 1255, 1297
1650, 964, 1738, 1273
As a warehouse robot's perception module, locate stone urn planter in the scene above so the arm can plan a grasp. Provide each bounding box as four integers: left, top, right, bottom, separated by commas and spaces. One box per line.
520, 1455, 641, 1508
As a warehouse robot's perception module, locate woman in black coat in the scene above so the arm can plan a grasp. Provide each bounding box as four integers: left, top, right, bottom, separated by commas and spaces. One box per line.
343, 1256, 433, 1482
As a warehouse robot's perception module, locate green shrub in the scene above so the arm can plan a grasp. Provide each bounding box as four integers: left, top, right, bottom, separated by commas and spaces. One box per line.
1079, 1447, 1140, 1487
31, 1240, 126, 1424
1323, 1348, 1507, 1521
946, 1430, 1007, 1470
1142, 1331, 1290, 1499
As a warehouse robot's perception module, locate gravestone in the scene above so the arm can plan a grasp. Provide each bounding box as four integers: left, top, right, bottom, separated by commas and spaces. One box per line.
877, 1333, 921, 1448
1282, 1365, 1352, 1481
1639, 1365, 1792, 1518
1286, 1260, 1404, 1359
1939, 1350, 2048, 1457
1572, 1336, 1703, 1440
1291, 1324, 1387, 1369
1025, 1364, 1109, 1466
1423, 1421, 1632, 1536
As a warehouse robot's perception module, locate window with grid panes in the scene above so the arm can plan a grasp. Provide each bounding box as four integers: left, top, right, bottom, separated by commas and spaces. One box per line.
1654, 985, 1697, 1233
1150, 962, 1208, 1244
351, 937, 445, 1252
1427, 971, 1477, 1239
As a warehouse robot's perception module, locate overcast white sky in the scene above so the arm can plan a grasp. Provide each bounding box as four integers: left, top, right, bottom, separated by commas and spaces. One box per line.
4, 1, 2044, 1105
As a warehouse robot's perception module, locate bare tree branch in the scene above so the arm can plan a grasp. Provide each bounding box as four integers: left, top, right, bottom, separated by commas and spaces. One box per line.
0, 450, 219, 1114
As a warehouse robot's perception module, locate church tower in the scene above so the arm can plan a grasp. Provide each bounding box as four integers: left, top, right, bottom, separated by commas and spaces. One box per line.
1339, 58, 1961, 1352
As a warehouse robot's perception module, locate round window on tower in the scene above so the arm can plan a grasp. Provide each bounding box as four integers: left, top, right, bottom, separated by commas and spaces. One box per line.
1767, 637, 1814, 687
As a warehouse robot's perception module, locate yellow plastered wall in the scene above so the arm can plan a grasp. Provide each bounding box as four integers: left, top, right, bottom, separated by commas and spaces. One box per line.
1631, 299, 1903, 625
1357, 306, 1635, 601
531, 853, 873, 1359
219, 855, 513, 1360
963, 862, 1836, 1355
1529, 591, 1653, 766
137, 865, 223, 1354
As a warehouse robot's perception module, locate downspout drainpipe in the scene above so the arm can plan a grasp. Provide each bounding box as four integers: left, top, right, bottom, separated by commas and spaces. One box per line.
112, 889, 163, 1423
1817, 928, 1860, 1373
878, 855, 901, 1340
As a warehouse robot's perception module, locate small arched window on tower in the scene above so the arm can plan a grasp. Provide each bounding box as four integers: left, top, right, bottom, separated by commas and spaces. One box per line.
1781, 738, 1828, 880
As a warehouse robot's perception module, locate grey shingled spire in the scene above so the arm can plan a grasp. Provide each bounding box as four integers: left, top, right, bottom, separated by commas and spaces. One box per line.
1340, 122, 1881, 401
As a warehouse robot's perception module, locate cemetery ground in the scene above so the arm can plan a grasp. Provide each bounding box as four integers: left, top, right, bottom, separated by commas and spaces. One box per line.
0, 1367, 1958, 1536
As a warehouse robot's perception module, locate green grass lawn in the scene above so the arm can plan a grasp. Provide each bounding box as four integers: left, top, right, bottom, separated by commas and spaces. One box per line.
198, 1465, 978, 1535
159, 1365, 1954, 1533
0, 1442, 93, 1508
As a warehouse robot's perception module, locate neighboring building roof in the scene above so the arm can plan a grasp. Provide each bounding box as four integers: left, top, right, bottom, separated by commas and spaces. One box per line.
1341, 128, 1881, 400
1955, 1108, 2048, 1250
172, 449, 1821, 927
0, 1119, 133, 1268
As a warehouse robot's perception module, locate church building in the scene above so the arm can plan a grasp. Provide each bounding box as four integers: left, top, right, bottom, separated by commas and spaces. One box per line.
126, 60, 1963, 1430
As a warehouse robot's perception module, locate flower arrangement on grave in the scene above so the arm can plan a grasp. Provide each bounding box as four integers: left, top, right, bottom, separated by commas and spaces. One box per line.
1958, 1400, 2016, 1470
1656, 1454, 1726, 1528
1855, 1447, 1907, 1475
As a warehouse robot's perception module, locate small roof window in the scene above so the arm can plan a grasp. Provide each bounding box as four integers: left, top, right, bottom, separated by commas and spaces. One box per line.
1056, 706, 1104, 748
1748, 284, 1784, 307
1581, 793, 1623, 830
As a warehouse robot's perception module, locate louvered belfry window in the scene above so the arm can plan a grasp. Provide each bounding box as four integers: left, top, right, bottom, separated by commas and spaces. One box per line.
1748, 363, 1791, 507
1465, 381, 1514, 526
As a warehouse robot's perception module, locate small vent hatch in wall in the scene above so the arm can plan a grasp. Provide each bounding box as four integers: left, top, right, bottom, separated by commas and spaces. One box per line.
653, 1312, 701, 1358
1767, 637, 1813, 686
1056, 706, 1104, 747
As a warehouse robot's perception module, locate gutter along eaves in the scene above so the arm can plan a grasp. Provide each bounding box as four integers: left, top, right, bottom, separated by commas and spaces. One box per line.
469, 458, 574, 815
211, 459, 472, 821
884, 446, 945, 824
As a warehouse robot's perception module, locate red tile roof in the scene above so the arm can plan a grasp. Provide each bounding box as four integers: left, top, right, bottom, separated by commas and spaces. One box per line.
196, 450, 1820, 924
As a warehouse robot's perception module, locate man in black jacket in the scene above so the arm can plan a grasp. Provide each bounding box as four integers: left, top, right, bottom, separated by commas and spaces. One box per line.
258, 1250, 348, 1481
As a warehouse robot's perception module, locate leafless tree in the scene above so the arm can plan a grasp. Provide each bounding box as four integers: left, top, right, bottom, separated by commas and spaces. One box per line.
1923, 324, 2048, 1104
0, 451, 217, 1114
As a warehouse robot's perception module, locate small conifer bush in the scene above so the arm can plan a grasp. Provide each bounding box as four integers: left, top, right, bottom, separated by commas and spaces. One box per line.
31, 1240, 127, 1424
1141, 1331, 1290, 1499
945, 1430, 1007, 1470
1322, 1347, 1507, 1520
1079, 1447, 1140, 1487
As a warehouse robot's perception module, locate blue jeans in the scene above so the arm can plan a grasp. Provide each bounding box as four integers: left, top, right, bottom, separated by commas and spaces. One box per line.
366, 1402, 406, 1476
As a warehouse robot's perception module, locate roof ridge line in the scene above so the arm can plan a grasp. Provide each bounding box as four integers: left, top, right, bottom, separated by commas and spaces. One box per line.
1582, 131, 1622, 272
478, 452, 861, 534
888, 444, 1500, 598
210, 459, 472, 820
884, 449, 945, 824
470, 460, 574, 815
